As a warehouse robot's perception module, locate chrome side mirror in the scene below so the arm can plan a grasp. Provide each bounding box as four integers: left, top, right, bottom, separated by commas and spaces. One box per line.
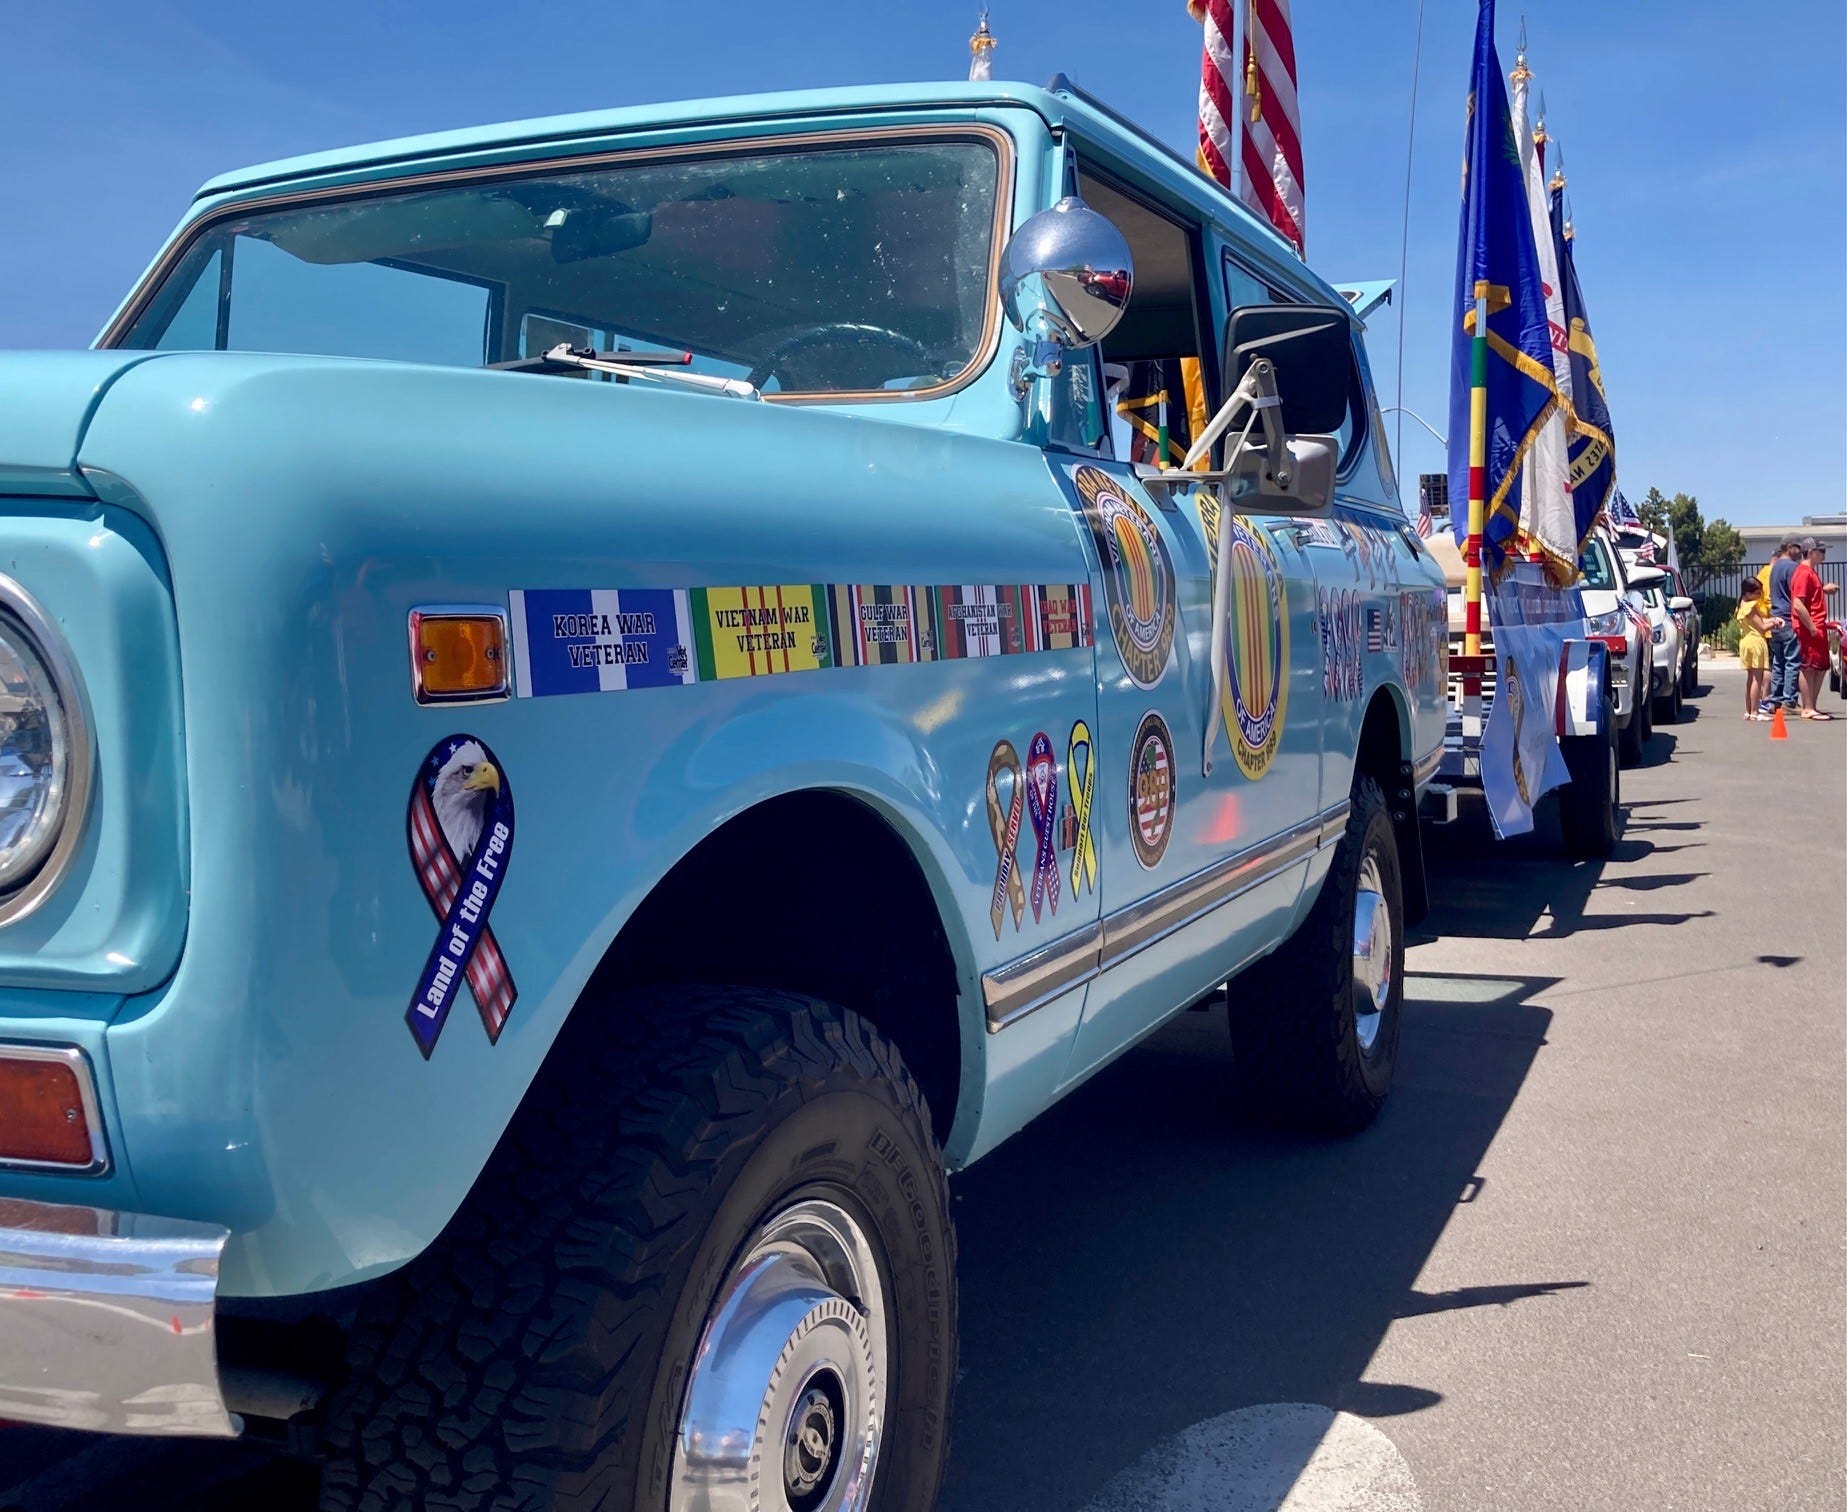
999, 197, 1133, 393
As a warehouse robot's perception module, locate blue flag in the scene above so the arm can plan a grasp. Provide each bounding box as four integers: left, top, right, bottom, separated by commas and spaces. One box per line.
1447, 0, 1565, 576
1550, 186, 1615, 546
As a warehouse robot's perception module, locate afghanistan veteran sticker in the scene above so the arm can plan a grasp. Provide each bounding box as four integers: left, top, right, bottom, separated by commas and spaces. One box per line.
1129, 711, 1175, 869
1071, 466, 1175, 689
406, 735, 517, 1059
510, 588, 696, 697
1198, 494, 1291, 782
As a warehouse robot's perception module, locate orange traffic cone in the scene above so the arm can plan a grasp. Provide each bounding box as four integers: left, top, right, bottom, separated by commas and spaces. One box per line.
1770, 706, 1790, 740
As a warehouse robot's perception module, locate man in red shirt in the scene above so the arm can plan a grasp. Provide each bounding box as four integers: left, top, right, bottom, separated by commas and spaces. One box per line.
1789, 536, 1834, 719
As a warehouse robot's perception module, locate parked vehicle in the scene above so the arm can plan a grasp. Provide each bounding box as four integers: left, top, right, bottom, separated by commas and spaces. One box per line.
1626, 565, 1692, 723
1576, 525, 1656, 766
1665, 566, 1702, 696
0, 78, 1448, 1505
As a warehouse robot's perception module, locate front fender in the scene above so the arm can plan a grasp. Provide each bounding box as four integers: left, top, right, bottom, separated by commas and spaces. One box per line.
71, 352, 1093, 1296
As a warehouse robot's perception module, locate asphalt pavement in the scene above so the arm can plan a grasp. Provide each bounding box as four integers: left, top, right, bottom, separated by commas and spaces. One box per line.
4, 664, 1843, 1510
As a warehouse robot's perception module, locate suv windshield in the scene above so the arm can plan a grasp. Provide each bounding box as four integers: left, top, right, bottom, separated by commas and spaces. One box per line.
114, 134, 1004, 398
1579, 537, 1619, 591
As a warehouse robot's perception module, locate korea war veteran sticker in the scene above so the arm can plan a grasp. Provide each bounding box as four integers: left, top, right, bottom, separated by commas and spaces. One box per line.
1072, 466, 1175, 689
406, 735, 517, 1058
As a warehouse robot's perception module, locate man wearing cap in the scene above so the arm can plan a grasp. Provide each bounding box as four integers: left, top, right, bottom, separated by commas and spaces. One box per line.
1789, 536, 1834, 720
1762, 536, 1804, 714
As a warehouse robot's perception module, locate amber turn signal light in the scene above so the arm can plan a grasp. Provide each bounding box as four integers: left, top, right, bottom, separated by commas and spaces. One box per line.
0, 1051, 98, 1168
410, 610, 510, 702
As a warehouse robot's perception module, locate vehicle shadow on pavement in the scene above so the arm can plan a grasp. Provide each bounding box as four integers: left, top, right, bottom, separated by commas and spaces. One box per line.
940, 964, 1563, 1511
1406, 799, 1711, 943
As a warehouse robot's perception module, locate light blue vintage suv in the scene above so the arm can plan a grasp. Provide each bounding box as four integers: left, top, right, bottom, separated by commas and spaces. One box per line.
0, 76, 1446, 1510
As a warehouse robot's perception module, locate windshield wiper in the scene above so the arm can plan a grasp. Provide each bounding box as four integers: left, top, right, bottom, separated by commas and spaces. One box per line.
488, 344, 760, 401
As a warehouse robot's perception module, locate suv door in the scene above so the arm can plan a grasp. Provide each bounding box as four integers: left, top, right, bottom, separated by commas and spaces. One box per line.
1051, 169, 1325, 1087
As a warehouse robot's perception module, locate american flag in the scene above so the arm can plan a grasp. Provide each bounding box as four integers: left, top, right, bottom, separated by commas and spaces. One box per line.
1190, 0, 1306, 253
1415, 507, 1434, 539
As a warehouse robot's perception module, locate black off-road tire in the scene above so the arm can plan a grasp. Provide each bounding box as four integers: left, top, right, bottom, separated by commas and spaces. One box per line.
1226, 774, 1404, 1134
1559, 716, 1620, 858
316, 989, 956, 1512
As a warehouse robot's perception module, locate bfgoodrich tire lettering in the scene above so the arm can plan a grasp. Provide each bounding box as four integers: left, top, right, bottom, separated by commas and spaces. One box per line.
1226, 774, 1405, 1133
317, 989, 955, 1512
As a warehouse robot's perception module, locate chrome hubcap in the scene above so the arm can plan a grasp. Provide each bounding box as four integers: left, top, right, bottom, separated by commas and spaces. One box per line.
1351, 851, 1393, 1055
672, 1198, 886, 1512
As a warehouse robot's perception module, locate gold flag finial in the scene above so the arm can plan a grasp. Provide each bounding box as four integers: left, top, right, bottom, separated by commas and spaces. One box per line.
1548, 140, 1566, 195
968, 10, 995, 81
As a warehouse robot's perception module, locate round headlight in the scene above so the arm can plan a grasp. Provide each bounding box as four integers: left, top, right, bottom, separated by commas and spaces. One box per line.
0, 614, 73, 892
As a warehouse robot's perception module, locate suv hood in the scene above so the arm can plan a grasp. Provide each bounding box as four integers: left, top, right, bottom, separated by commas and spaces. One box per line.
0, 351, 169, 495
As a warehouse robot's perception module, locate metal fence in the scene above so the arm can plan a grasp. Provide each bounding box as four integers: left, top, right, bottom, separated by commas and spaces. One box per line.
1701, 563, 1846, 602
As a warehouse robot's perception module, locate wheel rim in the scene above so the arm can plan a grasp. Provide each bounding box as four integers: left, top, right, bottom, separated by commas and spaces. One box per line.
672, 1197, 887, 1512
1351, 850, 1394, 1056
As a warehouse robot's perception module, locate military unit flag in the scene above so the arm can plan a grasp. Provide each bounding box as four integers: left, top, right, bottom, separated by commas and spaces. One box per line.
1446, 0, 1573, 584
1550, 168, 1617, 547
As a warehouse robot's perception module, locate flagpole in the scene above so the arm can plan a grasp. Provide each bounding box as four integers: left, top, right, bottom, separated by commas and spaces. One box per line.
1465, 281, 1489, 659
1228, 0, 1247, 202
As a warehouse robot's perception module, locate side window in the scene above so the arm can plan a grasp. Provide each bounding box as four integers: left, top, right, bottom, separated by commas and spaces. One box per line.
1073, 167, 1215, 468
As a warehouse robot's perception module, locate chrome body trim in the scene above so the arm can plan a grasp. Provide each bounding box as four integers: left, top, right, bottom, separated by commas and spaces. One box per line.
408, 603, 513, 705
0, 1197, 235, 1437
981, 922, 1102, 1030
0, 1042, 110, 1175
1412, 744, 1443, 788
982, 801, 1349, 1030
0, 574, 95, 929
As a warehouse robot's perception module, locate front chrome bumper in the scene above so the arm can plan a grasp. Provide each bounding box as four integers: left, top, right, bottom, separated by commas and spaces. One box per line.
0, 1196, 235, 1437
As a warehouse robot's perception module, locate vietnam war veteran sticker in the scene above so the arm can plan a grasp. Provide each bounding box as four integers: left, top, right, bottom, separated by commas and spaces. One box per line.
692, 585, 833, 679
406, 735, 516, 1058
510, 588, 696, 698
1197, 493, 1291, 782
1071, 466, 1175, 689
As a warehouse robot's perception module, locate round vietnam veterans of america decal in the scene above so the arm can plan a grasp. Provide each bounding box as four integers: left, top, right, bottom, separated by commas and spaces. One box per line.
1129, 711, 1176, 870
1198, 493, 1292, 783
1073, 466, 1176, 689
405, 734, 517, 1059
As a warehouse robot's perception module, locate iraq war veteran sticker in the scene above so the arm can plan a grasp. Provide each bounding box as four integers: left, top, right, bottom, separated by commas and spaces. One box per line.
1071, 466, 1176, 689
406, 735, 517, 1058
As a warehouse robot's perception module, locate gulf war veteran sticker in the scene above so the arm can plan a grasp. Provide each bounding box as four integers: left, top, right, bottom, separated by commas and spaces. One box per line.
511, 588, 696, 698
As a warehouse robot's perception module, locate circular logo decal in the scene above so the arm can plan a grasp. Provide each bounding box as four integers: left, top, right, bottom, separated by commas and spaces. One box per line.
1074, 466, 1176, 689
1129, 711, 1176, 869
1198, 496, 1291, 782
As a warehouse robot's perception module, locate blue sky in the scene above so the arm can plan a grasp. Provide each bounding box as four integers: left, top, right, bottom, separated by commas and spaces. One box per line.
3, 0, 1840, 526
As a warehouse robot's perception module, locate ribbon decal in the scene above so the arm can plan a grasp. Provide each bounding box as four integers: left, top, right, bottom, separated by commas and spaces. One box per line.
1065, 719, 1098, 897
1023, 731, 1062, 924
985, 739, 1026, 939
405, 734, 518, 1058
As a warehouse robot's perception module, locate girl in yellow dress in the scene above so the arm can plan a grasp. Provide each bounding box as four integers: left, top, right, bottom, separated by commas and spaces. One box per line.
1735, 574, 1781, 720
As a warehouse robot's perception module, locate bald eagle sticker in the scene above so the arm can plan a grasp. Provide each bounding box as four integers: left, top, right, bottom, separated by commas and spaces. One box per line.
406, 734, 517, 1058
